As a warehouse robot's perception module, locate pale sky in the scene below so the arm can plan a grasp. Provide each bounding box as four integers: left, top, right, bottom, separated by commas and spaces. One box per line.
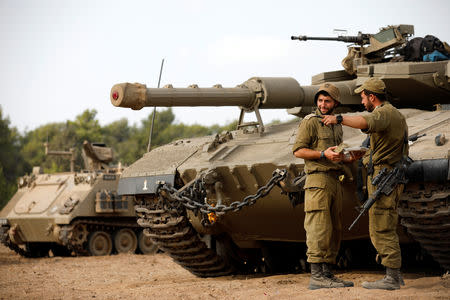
1, 0, 449, 133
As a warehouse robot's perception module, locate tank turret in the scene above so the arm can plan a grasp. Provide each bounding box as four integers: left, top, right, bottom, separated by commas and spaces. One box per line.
110, 25, 450, 277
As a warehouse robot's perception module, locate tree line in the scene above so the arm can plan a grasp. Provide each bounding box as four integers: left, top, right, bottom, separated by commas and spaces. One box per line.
0, 107, 237, 209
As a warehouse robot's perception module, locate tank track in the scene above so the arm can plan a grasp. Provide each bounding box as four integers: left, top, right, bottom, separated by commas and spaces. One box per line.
0, 225, 34, 257
399, 182, 450, 271
136, 198, 233, 277
62, 218, 141, 256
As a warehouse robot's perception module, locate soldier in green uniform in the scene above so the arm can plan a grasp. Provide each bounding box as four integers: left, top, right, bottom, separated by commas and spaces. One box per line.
292, 83, 354, 290
323, 77, 408, 290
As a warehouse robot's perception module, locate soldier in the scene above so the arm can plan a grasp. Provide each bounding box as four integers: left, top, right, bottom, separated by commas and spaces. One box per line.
292, 83, 354, 290
322, 77, 408, 290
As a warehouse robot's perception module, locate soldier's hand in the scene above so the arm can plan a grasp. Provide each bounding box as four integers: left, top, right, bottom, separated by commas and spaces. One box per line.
322, 115, 337, 126
325, 146, 343, 162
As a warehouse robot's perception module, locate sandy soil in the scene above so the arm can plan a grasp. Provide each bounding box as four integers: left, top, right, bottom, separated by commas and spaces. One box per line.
0, 245, 448, 300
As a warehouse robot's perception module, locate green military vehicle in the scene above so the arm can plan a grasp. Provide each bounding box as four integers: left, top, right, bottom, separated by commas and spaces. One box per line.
0, 141, 158, 257
109, 25, 449, 276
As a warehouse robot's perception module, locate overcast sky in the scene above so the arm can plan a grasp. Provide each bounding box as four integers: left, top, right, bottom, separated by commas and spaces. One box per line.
1, 0, 449, 133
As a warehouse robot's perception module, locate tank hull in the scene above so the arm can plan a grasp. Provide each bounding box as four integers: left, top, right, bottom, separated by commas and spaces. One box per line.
120, 108, 449, 275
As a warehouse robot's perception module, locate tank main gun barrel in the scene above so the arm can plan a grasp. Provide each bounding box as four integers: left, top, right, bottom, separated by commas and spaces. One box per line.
110, 77, 322, 110
291, 34, 370, 45
111, 77, 360, 111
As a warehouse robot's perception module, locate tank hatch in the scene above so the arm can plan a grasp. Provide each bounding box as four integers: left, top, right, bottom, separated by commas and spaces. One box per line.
14, 175, 69, 214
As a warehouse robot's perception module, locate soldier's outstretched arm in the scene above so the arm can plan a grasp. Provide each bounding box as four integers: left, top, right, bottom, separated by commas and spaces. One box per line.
322, 115, 368, 129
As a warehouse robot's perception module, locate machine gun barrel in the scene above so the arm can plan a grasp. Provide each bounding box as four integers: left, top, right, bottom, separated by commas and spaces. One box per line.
111, 77, 359, 110
291, 35, 367, 44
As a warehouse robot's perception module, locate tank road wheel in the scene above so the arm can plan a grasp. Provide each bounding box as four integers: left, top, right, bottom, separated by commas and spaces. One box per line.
114, 229, 138, 254
138, 230, 158, 254
87, 231, 113, 256
71, 224, 89, 245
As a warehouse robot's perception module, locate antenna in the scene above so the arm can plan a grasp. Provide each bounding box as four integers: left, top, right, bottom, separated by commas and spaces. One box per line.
147, 58, 165, 152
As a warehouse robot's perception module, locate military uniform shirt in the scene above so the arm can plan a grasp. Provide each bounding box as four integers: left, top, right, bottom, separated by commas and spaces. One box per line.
361, 102, 408, 166
292, 109, 343, 174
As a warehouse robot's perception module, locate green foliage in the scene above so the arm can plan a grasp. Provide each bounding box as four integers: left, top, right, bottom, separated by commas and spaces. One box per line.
0, 107, 30, 208
69, 109, 103, 144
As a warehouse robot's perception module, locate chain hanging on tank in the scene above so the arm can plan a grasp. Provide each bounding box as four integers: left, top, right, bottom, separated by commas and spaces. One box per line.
155, 169, 287, 225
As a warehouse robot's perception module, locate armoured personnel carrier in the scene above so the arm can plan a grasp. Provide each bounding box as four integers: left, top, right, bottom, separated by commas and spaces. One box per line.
0, 141, 158, 257
110, 24, 449, 276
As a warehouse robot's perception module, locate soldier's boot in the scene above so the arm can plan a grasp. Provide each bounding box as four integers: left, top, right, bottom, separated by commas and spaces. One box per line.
362, 267, 402, 290
308, 263, 345, 290
322, 263, 354, 287
375, 254, 405, 286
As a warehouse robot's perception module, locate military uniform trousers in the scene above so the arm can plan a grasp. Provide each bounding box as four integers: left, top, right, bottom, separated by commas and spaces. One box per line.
367, 165, 403, 269
304, 172, 343, 264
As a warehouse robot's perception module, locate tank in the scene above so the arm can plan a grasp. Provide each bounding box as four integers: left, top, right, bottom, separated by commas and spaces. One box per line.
109, 24, 450, 276
0, 141, 158, 257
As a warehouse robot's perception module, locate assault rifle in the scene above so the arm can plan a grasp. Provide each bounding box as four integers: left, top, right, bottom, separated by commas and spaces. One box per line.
348, 162, 409, 230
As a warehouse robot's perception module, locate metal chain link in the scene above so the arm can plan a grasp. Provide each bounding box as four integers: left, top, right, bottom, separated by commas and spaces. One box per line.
156, 168, 287, 215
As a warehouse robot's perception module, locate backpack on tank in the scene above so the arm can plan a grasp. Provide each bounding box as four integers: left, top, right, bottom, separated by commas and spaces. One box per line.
403, 35, 449, 61
403, 37, 423, 61
421, 35, 447, 56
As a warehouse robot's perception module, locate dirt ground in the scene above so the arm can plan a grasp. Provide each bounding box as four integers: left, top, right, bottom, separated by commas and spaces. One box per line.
0, 245, 448, 300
